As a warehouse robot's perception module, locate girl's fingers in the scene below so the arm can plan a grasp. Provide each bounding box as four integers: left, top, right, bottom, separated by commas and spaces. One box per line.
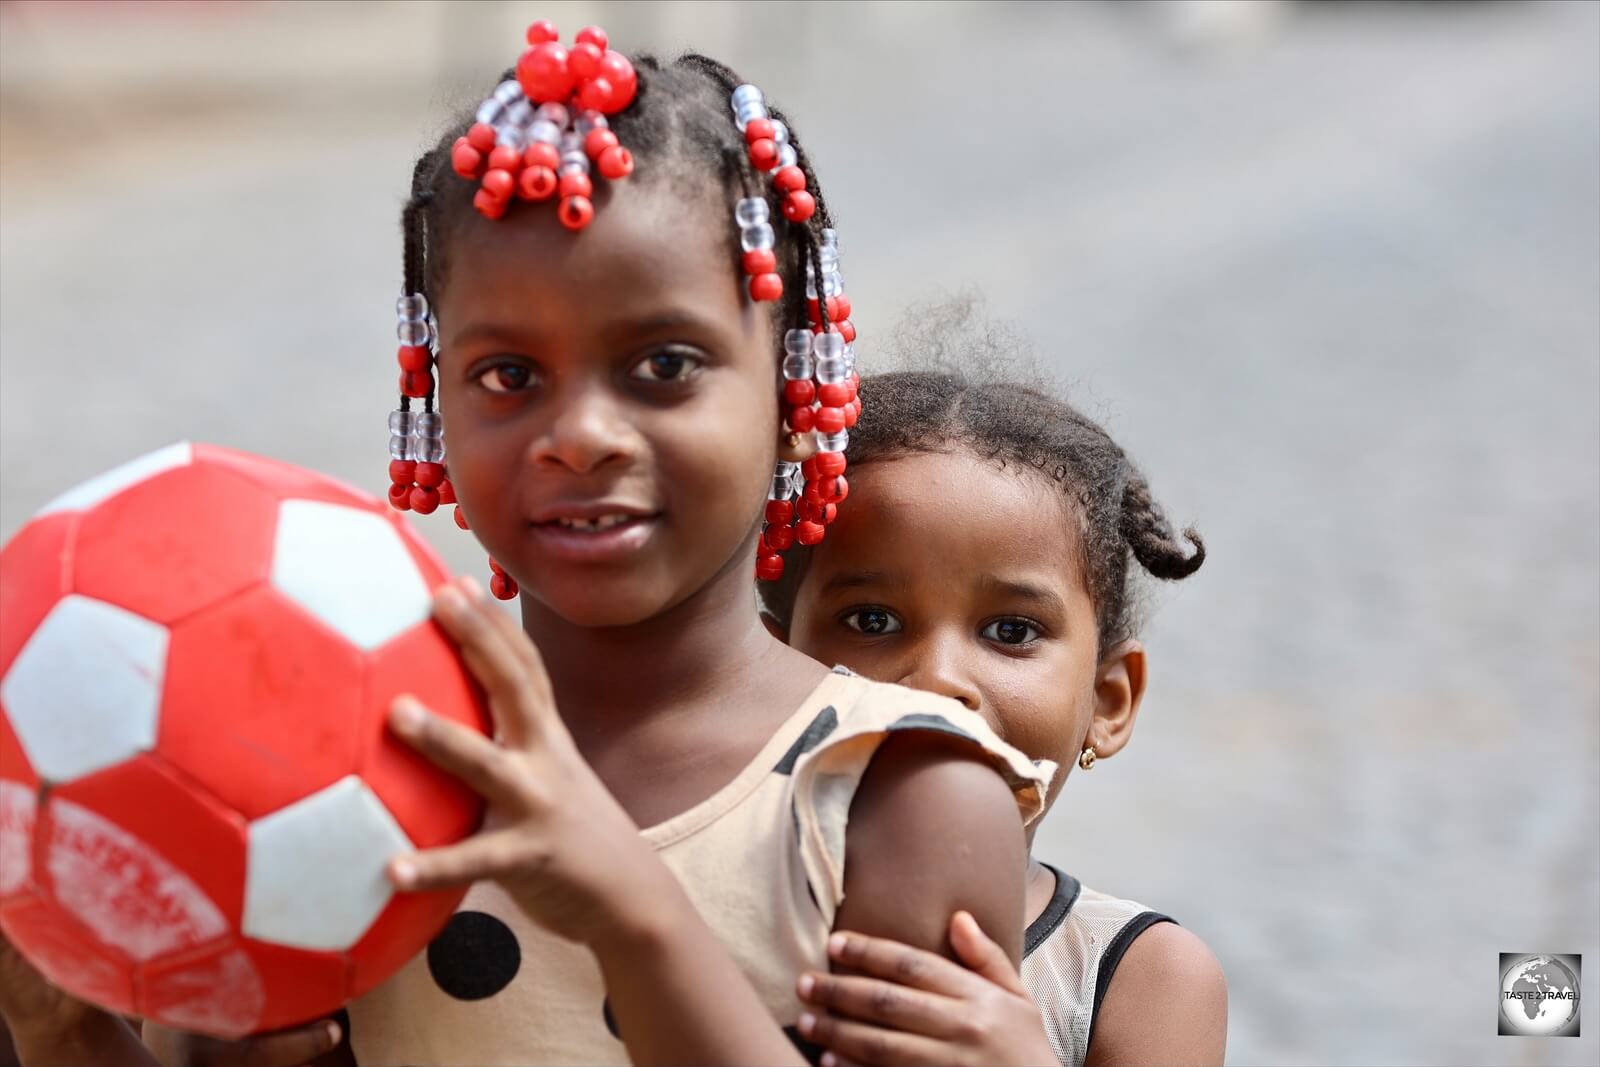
797, 1010, 953, 1067
387, 696, 529, 810
948, 910, 1028, 996
387, 828, 538, 893
155, 1017, 342, 1067
431, 580, 542, 748
826, 931, 982, 997
796, 971, 964, 1039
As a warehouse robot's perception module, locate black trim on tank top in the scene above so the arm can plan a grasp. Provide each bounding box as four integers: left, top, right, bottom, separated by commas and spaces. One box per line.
1023, 864, 1081, 957
1088, 911, 1177, 1043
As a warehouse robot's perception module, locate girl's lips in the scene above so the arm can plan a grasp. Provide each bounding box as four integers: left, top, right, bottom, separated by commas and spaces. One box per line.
526, 514, 660, 564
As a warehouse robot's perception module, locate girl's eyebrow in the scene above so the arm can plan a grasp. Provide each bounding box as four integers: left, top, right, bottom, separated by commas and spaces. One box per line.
817, 569, 905, 597
978, 576, 1066, 616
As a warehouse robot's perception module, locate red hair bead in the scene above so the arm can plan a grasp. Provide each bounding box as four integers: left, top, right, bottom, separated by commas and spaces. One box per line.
518, 42, 574, 102
821, 502, 838, 525
838, 319, 856, 343
397, 345, 431, 373
796, 520, 825, 546
451, 141, 485, 179
748, 139, 780, 172
414, 462, 445, 489
597, 51, 637, 111
559, 195, 595, 230
843, 399, 860, 428
597, 145, 634, 179
488, 558, 505, 576
454, 506, 470, 530
575, 25, 609, 51
490, 572, 519, 600
481, 169, 515, 201
524, 142, 560, 170
801, 457, 820, 480
814, 406, 846, 434
438, 479, 457, 505
387, 483, 413, 511
815, 451, 847, 477
835, 294, 853, 320
817, 382, 851, 407
784, 379, 817, 406
474, 190, 508, 218
766, 499, 795, 525
558, 172, 593, 199
518, 166, 558, 201
788, 405, 815, 432
569, 41, 603, 79
409, 486, 440, 514
773, 165, 806, 193
755, 555, 785, 582
742, 249, 777, 276
749, 273, 783, 301
488, 144, 522, 173
388, 460, 416, 485
400, 369, 434, 398
584, 128, 619, 158
765, 523, 796, 550
744, 118, 776, 144
781, 190, 816, 223
820, 475, 847, 503
526, 19, 559, 45
467, 123, 497, 153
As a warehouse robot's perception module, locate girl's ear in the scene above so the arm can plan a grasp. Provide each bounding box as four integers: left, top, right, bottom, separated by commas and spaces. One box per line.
1087, 639, 1147, 760
759, 610, 790, 643
777, 424, 819, 466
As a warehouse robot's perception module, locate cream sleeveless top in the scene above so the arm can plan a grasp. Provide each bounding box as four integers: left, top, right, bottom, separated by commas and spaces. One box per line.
1020, 865, 1176, 1067
344, 667, 1051, 1065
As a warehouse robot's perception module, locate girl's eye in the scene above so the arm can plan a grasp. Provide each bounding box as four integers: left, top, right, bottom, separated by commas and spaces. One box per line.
981, 618, 1040, 646
630, 350, 701, 383
842, 608, 902, 636
477, 364, 536, 394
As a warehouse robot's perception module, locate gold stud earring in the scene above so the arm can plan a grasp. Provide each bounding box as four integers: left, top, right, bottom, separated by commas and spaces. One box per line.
786, 432, 802, 450
1078, 746, 1097, 771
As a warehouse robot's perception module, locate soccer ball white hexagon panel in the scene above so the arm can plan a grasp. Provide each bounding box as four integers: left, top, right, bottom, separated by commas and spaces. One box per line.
270, 501, 432, 652
1, 595, 167, 783
243, 775, 414, 951
35, 442, 195, 517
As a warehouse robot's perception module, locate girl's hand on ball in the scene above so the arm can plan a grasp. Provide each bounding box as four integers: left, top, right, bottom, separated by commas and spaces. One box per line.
0, 931, 156, 1066
385, 577, 673, 947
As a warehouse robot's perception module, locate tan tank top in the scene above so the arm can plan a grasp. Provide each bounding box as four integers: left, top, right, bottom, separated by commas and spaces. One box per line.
1020, 865, 1175, 1067
345, 667, 1051, 1065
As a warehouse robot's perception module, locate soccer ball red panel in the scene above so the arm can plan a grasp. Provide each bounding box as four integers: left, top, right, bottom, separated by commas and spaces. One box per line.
0, 443, 488, 1035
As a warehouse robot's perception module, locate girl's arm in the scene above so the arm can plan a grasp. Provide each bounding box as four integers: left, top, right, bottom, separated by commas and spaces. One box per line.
389, 579, 805, 1067
0, 933, 154, 1067
1083, 922, 1227, 1067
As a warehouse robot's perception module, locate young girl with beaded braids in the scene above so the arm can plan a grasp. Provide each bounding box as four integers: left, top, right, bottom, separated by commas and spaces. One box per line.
0, 18, 1049, 1067
759, 329, 1229, 1067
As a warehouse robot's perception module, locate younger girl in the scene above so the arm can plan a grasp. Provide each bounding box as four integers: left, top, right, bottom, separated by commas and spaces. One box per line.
760, 349, 1229, 1066
3, 20, 1049, 1067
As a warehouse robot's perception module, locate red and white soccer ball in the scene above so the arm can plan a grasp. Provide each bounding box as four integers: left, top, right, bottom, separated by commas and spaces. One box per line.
0, 443, 488, 1036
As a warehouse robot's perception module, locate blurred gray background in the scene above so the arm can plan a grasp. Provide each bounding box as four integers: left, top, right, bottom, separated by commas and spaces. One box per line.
2, 1, 1596, 1064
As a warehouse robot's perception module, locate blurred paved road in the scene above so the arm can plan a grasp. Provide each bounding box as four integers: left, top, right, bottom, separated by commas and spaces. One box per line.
2, 2, 1596, 1063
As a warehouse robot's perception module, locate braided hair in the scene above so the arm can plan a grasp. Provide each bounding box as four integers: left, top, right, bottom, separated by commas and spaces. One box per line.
760, 316, 1205, 654
398, 51, 837, 353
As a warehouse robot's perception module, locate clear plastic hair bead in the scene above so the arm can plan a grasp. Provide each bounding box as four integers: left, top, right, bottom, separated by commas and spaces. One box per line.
814, 332, 845, 361
817, 430, 849, 453
397, 320, 430, 346
416, 437, 446, 464
388, 409, 414, 435
537, 102, 571, 128
782, 352, 814, 381
740, 223, 775, 253
576, 110, 608, 137
414, 411, 442, 438
822, 272, 843, 298
816, 357, 849, 385
770, 460, 800, 499
735, 198, 769, 227
528, 119, 562, 146
770, 120, 789, 145
505, 97, 534, 127
494, 122, 527, 151
389, 434, 414, 460
783, 328, 814, 357
820, 228, 839, 254
778, 144, 797, 169
731, 84, 766, 130
475, 99, 506, 126
396, 294, 429, 322
494, 81, 524, 106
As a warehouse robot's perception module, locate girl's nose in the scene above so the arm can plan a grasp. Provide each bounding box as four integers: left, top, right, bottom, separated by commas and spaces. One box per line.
897, 639, 982, 713
528, 386, 640, 474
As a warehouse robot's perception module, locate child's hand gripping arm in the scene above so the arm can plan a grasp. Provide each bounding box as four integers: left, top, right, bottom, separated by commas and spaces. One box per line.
386, 577, 805, 1067
796, 912, 1057, 1067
